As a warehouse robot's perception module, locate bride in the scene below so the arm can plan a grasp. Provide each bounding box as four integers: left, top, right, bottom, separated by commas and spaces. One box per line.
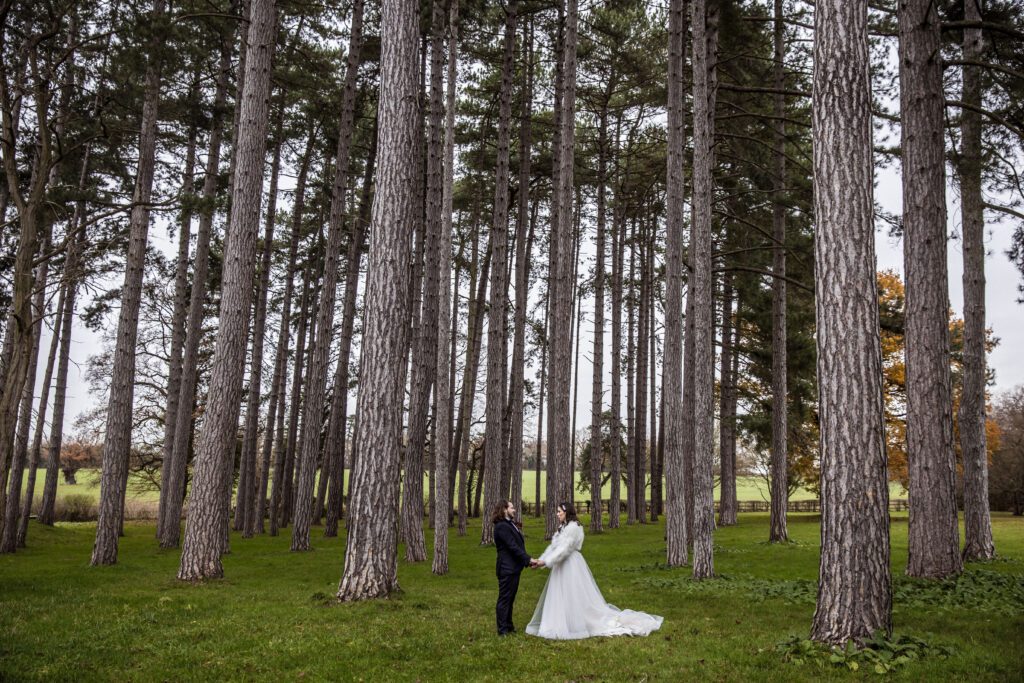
526, 502, 663, 640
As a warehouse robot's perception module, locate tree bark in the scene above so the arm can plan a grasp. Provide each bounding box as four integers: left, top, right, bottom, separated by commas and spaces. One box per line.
809, 0, 892, 646
433, 0, 459, 574
272, 261, 312, 535
665, 0, 687, 548
717, 271, 737, 527
957, 0, 995, 562
92, 0, 168, 566
899, 0, 963, 579
324, 117, 378, 538
290, 0, 365, 553
609, 117, 624, 529
768, 0, 789, 544
253, 129, 313, 536
480, 0, 519, 546
401, 0, 442, 561
157, 117, 198, 540
635, 220, 649, 525
17, 271, 65, 542
159, 33, 232, 549
178, 0, 277, 580
0, 248, 47, 551
337, 0, 418, 601
236, 113, 283, 535
690, 0, 718, 580
589, 77, 608, 533
625, 227, 637, 526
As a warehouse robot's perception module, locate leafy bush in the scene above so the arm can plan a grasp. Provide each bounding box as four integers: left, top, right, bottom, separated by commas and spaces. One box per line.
893, 569, 1024, 614
55, 494, 97, 522
775, 633, 954, 674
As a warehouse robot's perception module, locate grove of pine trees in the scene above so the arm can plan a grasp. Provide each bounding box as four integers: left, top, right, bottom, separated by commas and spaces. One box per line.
2, 0, 1023, 649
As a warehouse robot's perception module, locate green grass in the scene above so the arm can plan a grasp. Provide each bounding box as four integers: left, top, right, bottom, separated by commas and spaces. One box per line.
33, 468, 909, 509
1, 512, 1021, 681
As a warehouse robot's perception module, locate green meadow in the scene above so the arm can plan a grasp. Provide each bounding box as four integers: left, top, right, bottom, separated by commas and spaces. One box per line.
1, 512, 1020, 681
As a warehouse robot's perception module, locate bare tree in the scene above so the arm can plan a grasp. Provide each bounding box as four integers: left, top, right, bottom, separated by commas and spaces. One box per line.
809, 0, 892, 646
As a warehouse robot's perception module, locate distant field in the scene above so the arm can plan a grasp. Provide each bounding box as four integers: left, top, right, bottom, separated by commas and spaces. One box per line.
27, 468, 908, 509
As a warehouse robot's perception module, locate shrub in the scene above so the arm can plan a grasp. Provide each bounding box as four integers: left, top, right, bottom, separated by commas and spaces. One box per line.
54, 494, 97, 522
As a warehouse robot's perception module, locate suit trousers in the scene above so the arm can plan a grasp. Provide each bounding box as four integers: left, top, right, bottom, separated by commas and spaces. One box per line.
496, 571, 522, 634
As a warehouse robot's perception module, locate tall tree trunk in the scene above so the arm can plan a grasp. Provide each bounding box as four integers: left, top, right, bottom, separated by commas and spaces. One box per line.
177, 0, 277, 580
92, 0, 168, 566
0, 250, 48, 550
401, 3, 442, 562
809, 0, 892, 646
17, 274, 65, 542
324, 118, 378, 538
690, 0, 718, 580
535, 298, 548, 519
681, 275, 695, 544
273, 262, 312, 534
663, 8, 689, 533
290, 0, 366, 553
158, 118, 198, 540
898, 0, 962, 580
454, 238, 489, 533
433, 0, 459, 574
545, 0, 576, 539
958, 0, 995, 562
625, 228, 637, 525
589, 80, 608, 533
648, 237, 658, 522
0, 13, 55, 532
480, 0, 519, 545
507, 16, 532, 522
236, 114, 283, 534
608, 123, 623, 529
768, 0, 789, 544
253, 130, 313, 536
337, 0, 418, 601
159, 35, 232, 549
634, 222, 649, 525
717, 270, 737, 527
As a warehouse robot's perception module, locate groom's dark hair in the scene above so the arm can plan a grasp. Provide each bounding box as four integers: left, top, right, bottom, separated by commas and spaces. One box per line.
490, 499, 511, 524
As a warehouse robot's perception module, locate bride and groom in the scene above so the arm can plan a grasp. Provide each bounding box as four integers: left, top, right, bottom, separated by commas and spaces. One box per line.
492, 499, 664, 640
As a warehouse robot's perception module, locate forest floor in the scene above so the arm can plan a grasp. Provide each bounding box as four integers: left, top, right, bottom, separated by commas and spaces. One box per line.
1, 512, 1021, 681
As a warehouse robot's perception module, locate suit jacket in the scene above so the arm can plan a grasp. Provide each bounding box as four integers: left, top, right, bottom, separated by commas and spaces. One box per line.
494, 518, 531, 577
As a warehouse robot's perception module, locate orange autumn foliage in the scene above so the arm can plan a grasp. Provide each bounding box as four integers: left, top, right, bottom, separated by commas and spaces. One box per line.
877, 270, 999, 488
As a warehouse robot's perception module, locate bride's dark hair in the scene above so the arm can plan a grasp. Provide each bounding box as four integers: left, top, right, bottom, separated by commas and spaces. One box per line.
557, 501, 579, 528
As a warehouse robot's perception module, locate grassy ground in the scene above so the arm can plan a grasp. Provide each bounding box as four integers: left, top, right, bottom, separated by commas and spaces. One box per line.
1, 512, 1020, 681
28, 468, 910, 509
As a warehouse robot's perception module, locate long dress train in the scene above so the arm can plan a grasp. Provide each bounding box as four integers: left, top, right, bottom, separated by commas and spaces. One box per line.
526, 521, 663, 640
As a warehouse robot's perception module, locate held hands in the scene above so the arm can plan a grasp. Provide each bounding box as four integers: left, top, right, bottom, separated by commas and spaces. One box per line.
529, 559, 545, 569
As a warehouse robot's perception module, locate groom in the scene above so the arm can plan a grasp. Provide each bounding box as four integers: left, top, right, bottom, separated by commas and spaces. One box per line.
492, 500, 536, 636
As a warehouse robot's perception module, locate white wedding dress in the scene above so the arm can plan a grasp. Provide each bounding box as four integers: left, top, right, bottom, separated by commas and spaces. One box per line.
526, 521, 663, 640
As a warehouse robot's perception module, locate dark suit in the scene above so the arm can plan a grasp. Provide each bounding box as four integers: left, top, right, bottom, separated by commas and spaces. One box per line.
494, 517, 531, 635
